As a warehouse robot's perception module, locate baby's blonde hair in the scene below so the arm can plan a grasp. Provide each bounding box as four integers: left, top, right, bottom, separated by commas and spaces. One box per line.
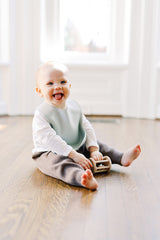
36, 61, 69, 88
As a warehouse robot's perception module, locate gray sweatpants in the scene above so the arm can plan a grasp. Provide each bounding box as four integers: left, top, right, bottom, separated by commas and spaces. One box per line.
32, 141, 123, 187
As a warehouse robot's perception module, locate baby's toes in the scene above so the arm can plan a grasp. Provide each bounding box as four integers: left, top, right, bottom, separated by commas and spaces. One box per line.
136, 145, 141, 152
81, 173, 87, 180
81, 178, 87, 185
86, 169, 93, 179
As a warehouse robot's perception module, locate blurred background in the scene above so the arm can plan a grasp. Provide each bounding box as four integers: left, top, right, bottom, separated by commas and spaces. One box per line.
0, 0, 160, 118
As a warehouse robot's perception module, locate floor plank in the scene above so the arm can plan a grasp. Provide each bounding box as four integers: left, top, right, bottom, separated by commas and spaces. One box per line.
0, 116, 159, 240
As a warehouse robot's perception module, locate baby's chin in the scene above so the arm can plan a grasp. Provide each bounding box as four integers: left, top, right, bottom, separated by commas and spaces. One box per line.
50, 97, 67, 109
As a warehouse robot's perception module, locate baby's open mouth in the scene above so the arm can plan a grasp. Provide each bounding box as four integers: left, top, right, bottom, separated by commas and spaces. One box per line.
53, 93, 64, 100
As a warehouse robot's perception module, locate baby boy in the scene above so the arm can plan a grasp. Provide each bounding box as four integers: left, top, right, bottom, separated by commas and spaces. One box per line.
32, 61, 141, 190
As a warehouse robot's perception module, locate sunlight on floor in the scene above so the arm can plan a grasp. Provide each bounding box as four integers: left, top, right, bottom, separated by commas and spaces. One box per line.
0, 124, 7, 130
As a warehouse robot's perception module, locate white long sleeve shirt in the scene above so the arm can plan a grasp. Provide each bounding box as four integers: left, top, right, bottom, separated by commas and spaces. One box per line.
32, 109, 99, 156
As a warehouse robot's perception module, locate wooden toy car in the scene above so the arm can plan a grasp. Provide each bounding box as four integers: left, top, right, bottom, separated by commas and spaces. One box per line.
89, 156, 112, 174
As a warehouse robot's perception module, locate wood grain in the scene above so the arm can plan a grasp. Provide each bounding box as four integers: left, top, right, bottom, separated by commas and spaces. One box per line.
0, 116, 159, 240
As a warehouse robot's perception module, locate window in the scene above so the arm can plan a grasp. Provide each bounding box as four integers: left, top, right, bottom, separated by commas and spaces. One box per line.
40, 0, 131, 63
59, 0, 111, 54
0, 0, 10, 63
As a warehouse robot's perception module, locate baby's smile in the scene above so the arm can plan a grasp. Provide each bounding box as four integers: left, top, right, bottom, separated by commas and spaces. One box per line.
53, 93, 64, 101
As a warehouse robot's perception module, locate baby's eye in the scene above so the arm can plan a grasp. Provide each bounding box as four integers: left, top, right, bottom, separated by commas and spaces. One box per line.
61, 80, 67, 84
47, 82, 53, 85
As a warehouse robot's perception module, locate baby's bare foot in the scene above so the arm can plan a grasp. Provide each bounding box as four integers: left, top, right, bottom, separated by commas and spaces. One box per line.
121, 144, 141, 167
81, 169, 98, 190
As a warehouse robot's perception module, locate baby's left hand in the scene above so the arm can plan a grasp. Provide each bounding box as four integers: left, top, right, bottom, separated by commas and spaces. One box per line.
90, 151, 103, 161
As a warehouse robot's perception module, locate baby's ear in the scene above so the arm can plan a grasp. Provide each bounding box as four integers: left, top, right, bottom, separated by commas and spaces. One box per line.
36, 87, 43, 97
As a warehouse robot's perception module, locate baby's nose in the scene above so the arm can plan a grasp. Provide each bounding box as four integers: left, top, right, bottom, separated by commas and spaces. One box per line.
54, 83, 62, 89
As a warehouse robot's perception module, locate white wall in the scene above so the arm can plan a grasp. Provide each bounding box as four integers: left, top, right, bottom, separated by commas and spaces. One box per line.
0, 0, 160, 119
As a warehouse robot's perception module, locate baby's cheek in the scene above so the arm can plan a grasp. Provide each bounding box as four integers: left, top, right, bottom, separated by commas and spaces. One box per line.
65, 90, 70, 98
48, 90, 53, 97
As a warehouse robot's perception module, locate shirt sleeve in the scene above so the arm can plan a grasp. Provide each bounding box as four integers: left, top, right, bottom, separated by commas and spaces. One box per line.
82, 115, 99, 150
32, 110, 73, 156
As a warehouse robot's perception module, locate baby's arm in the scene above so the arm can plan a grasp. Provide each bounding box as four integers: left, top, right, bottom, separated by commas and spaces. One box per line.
68, 150, 92, 170
33, 111, 72, 156
88, 146, 103, 161
82, 115, 103, 161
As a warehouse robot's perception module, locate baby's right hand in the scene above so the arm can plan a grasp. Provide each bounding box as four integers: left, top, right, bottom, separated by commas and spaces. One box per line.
68, 150, 92, 170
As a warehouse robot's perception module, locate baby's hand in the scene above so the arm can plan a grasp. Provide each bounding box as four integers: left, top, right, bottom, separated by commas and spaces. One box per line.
68, 150, 92, 170
90, 151, 103, 161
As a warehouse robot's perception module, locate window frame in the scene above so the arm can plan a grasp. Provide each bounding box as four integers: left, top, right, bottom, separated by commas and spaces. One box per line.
40, 0, 131, 64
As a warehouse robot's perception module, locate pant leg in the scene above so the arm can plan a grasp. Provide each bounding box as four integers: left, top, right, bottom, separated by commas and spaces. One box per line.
32, 151, 85, 187
98, 141, 123, 165
76, 142, 123, 165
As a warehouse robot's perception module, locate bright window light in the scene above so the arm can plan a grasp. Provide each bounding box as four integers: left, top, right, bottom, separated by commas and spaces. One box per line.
0, 125, 7, 130
40, 0, 130, 63
59, 0, 112, 54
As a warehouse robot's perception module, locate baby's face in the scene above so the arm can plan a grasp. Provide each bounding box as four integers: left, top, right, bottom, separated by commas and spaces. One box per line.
36, 67, 71, 108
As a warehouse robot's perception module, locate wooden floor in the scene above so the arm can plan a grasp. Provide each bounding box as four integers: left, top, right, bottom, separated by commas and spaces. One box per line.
0, 116, 160, 240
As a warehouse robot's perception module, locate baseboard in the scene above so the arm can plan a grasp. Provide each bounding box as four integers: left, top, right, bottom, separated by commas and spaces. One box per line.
156, 105, 160, 119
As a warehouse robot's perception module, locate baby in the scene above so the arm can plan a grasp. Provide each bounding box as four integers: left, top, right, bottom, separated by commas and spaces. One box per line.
32, 61, 141, 190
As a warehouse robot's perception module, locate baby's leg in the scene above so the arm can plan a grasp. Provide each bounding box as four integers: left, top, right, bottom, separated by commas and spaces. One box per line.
98, 141, 123, 165
33, 151, 98, 189
121, 145, 141, 166
98, 141, 141, 167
